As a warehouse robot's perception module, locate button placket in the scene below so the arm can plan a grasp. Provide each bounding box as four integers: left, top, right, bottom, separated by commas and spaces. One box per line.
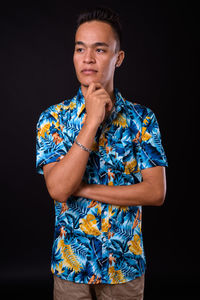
101, 232, 110, 268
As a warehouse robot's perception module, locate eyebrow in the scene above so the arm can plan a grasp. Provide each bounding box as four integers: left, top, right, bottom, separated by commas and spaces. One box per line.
75, 41, 109, 47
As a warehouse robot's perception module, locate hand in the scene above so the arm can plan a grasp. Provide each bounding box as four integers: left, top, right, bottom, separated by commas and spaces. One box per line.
85, 82, 113, 127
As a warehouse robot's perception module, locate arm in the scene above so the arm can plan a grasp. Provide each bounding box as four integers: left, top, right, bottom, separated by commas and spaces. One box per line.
43, 83, 114, 203
43, 121, 98, 202
73, 166, 166, 206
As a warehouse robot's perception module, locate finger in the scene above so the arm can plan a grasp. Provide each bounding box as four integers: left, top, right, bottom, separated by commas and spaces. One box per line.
89, 83, 102, 95
105, 99, 113, 111
94, 82, 102, 90
92, 86, 109, 97
92, 88, 106, 97
94, 93, 113, 111
86, 82, 96, 97
86, 82, 102, 97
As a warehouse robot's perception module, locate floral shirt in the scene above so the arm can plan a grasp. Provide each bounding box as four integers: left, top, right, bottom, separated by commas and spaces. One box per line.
36, 87, 168, 284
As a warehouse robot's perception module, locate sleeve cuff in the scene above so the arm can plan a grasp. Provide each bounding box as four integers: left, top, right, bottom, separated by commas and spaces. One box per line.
36, 152, 65, 175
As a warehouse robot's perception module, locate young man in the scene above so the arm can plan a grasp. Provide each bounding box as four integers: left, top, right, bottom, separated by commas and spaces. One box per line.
36, 7, 168, 300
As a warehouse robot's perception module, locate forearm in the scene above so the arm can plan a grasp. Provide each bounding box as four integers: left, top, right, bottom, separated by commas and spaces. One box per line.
45, 121, 98, 202
74, 181, 165, 206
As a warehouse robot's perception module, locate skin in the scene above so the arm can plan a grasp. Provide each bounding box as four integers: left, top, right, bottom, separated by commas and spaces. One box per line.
43, 20, 166, 206
73, 21, 125, 103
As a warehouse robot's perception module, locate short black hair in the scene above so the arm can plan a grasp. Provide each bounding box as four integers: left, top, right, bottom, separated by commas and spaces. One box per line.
76, 7, 122, 51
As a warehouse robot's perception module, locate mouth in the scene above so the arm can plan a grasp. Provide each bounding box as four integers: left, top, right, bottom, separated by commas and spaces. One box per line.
81, 69, 98, 75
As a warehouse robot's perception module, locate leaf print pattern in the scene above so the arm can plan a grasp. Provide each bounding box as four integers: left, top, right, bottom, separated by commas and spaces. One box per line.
113, 113, 128, 128
141, 126, 152, 141
37, 122, 51, 139
36, 87, 168, 284
79, 214, 101, 236
57, 239, 82, 273
128, 234, 143, 255
124, 159, 138, 174
109, 266, 126, 284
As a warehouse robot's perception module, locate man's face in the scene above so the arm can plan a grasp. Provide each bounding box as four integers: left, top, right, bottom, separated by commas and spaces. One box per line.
73, 21, 121, 90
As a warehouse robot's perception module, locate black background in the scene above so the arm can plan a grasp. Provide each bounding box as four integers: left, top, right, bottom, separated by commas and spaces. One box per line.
0, 0, 197, 299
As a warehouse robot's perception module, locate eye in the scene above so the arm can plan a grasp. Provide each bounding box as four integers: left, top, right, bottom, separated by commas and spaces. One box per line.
96, 48, 105, 53
76, 48, 84, 53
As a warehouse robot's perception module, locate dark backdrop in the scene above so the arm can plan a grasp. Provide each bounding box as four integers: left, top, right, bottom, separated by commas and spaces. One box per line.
1, 0, 197, 299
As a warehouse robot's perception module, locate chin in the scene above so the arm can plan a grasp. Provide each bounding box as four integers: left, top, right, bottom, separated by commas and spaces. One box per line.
80, 78, 100, 87
82, 83, 89, 88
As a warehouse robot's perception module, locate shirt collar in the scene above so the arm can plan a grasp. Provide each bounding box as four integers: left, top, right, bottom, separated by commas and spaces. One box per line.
76, 86, 126, 119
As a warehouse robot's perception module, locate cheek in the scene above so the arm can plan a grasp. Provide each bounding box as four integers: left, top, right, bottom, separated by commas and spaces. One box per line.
73, 55, 79, 71
101, 57, 116, 75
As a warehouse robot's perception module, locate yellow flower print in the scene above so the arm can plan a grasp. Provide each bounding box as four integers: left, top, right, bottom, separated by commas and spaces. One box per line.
108, 266, 126, 284
112, 205, 129, 212
132, 208, 141, 230
55, 104, 62, 112
53, 121, 60, 131
128, 234, 143, 255
63, 101, 76, 111
77, 103, 85, 117
38, 122, 51, 139
102, 205, 115, 232
143, 115, 151, 126
124, 159, 138, 174
57, 239, 82, 273
51, 111, 58, 120
87, 201, 101, 216
56, 261, 65, 275
102, 218, 111, 232
120, 206, 129, 212
108, 205, 115, 217
96, 203, 101, 215
79, 214, 101, 236
113, 113, 128, 128
141, 127, 152, 141
69, 102, 76, 110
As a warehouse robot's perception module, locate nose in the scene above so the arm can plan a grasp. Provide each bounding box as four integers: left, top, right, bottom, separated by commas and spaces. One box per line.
83, 49, 95, 64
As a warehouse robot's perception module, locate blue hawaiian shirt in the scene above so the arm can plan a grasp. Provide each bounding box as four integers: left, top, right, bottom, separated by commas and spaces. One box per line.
36, 87, 167, 284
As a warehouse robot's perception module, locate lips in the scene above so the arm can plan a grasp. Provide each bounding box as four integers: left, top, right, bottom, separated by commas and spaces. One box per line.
81, 69, 98, 75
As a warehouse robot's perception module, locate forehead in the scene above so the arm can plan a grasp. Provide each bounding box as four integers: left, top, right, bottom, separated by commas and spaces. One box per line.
75, 21, 117, 46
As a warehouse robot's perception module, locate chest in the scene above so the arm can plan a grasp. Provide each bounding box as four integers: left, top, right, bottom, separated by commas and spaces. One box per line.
61, 110, 142, 185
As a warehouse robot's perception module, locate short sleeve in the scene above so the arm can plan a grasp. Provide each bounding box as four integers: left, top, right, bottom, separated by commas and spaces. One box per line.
36, 108, 67, 175
136, 109, 168, 170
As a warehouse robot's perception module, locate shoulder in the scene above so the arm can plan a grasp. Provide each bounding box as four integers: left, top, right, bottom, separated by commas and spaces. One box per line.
123, 98, 155, 123
37, 97, 74, 127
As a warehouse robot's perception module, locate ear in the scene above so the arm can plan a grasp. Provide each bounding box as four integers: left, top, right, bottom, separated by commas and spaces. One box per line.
115, 50, 125, 67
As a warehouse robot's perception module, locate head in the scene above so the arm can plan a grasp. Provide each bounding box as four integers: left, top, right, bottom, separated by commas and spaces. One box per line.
73, 7, 125, 94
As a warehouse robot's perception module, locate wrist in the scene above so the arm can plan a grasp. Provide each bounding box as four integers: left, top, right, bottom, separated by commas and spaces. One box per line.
84, 117, 100, 131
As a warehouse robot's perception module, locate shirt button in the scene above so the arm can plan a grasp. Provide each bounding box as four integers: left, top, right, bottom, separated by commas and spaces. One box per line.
102, 237, 106, 243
